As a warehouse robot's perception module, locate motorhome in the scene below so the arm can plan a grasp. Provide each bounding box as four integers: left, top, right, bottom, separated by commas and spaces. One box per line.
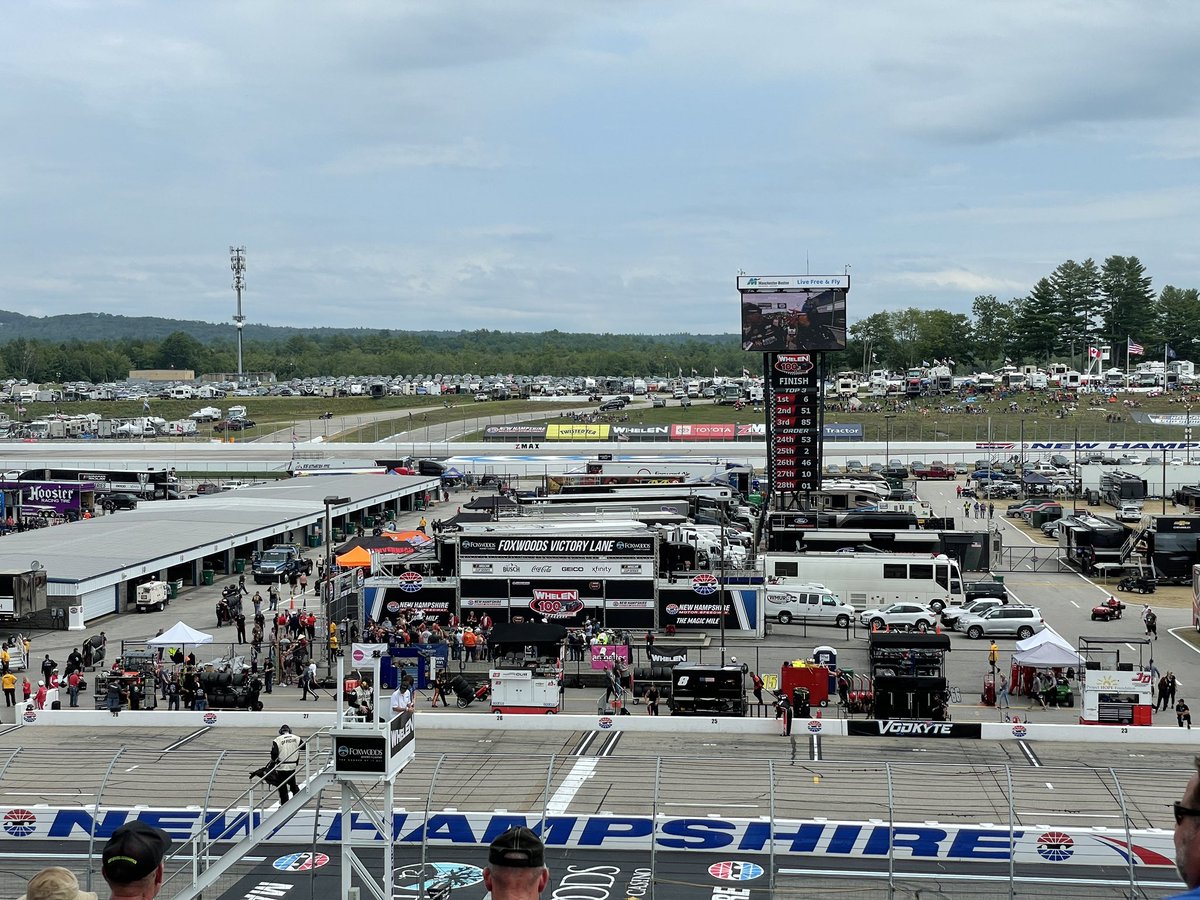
169, 385, 196, 400
762, 551, 966, 612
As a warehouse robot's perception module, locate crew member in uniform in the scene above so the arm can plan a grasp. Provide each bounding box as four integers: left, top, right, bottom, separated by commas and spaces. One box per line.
251, 724, 303, 803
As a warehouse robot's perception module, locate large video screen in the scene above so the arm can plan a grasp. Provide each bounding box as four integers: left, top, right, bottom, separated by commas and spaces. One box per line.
741, 289, 848, 352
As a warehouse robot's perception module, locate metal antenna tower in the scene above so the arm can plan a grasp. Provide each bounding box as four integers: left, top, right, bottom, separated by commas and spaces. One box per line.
230, 246, 247, 383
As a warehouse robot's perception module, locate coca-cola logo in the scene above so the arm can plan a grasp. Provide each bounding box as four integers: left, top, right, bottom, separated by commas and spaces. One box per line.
774, 355, 813, 374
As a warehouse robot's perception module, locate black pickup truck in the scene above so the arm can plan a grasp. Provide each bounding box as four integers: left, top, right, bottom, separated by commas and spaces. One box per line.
963, 580, 1009, 603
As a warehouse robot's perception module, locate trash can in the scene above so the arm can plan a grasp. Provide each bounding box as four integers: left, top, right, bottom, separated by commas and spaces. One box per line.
307, 534, 321, 548
202, 569, 214, 586
167, 581, 179, 600
234, 559, 246, 574
364, 516, 375, 528
792, 687, 811, 718
333, 528, 344, 542
415, 499, 426, 511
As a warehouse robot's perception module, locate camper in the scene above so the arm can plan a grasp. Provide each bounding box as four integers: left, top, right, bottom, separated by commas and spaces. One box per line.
169, 385, 196, 400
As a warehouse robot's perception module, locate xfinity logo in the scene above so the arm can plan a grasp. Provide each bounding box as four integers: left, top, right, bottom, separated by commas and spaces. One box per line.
879, 721, 953, 736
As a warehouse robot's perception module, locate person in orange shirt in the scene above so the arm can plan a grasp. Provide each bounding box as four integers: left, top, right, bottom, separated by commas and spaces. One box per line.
463, 628, 478, 661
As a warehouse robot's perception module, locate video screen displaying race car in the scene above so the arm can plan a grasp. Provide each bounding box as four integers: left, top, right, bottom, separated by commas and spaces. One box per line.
741, 289, 848, 352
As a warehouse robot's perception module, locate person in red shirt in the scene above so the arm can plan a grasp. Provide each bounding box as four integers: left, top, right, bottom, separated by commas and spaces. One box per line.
34, 680, 46, 710
67, 670, 82, 707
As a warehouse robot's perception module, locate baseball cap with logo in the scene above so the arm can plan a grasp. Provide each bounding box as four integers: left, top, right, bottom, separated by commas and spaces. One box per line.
101, 821, 172, 883
18, 866, 98, 900
488, 826, 545, 868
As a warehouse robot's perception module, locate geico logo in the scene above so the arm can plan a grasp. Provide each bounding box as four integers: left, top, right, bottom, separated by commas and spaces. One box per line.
880, 721, 953, 735
550, 864, 621, 899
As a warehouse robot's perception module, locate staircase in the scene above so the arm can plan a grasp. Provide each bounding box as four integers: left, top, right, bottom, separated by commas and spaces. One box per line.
1118, 525, 1151, 565
158, 729, 336, 900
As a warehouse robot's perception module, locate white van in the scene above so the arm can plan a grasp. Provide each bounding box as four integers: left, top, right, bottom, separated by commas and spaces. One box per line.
766, 583, 856, 627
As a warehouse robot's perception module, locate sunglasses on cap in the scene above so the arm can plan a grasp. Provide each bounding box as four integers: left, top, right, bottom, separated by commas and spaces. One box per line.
1174, 802, 1200, 825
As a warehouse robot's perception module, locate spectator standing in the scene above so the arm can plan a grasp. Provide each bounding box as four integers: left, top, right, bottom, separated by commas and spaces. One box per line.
483, 826, 550, 900
1, 670, 15, 707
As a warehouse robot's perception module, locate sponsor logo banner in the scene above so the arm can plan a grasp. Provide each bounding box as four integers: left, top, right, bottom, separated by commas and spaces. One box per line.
3, 808, 1172, 867
546, 424, 610, 440
739, 275, 850, 290
530, 590, 585, 618
646, 645, 688, 665
823, 424, 863, 439
605, 599, 655, 609
590, 644, 632, 670
461, 560, 649, 579
390, 710, 415, 759
19, 481, 92, 513
847, 720, 982, 739
334, 734, 388, 774
671, 424, 735, 441
612, 425, 671, 439
459, 536, 656, 558
483, 425, 549, 438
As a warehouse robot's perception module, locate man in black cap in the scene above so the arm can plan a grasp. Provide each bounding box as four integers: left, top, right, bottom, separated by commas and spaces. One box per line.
101, 820, 172, 898
483, 826, 549, 898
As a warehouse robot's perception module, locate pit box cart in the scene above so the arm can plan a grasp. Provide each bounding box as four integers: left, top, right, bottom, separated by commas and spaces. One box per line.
486, 622, 566, 715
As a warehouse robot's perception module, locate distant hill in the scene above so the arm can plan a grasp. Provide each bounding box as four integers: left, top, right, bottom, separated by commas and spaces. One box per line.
0, 310, 735, 345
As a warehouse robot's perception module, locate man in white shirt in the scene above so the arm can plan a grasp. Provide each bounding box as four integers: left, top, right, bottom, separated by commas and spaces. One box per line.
390, 679, 414, 715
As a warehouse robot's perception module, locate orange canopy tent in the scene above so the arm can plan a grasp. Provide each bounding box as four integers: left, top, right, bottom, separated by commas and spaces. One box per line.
335, 545, 372, 568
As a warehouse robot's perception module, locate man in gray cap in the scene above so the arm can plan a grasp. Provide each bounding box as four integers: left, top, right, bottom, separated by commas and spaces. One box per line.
483, 825, 550, 898
101, 820, 172, 898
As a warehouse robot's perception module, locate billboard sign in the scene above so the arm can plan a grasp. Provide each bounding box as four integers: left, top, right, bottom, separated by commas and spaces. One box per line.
459, 536, 656, 558
16, 481, 95, 514
739, 276, 848, 353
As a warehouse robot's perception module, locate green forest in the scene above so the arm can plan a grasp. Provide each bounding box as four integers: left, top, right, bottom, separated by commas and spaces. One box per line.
0, 254, 1194, 382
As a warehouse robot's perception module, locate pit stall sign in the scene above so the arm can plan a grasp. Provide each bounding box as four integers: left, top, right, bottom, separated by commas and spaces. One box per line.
456, 534, 658, 628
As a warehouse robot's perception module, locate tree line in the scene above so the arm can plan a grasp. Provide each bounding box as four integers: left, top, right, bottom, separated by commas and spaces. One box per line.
0, 253, 1194, 382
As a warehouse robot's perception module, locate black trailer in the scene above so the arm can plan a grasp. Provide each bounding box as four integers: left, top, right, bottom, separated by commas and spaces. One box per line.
670, 662, 746, 716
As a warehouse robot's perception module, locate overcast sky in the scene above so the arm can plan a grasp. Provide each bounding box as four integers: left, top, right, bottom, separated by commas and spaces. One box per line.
3, 1, 1199, 334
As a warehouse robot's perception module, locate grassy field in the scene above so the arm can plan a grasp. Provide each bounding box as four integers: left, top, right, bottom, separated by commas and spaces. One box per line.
9, 389, 1195, 446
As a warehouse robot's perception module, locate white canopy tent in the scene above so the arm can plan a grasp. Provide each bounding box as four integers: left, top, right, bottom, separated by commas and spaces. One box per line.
146, 622, 213, 647
1013, 641, 1085, 669
1015, 627, 1075, 655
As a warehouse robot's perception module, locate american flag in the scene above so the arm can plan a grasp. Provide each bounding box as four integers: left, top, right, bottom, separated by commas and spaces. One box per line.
1127, 338, 1144, 356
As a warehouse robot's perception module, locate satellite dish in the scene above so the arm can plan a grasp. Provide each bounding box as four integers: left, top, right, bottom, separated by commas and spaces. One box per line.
30, 560, 41, 571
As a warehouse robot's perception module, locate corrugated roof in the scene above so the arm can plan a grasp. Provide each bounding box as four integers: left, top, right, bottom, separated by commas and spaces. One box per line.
0, 474, 438, 586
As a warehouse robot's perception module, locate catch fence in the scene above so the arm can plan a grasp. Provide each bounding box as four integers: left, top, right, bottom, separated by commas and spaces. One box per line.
0, 744, 1183, 898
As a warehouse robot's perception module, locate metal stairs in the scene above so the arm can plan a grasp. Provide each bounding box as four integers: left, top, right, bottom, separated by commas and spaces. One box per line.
159, 730, 335, 899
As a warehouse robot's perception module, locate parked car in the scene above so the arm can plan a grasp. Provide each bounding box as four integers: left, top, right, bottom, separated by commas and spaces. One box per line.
598, 399, 626, 411
1117, 503, 1144, 523
956, 606, 1045, 640
941, 597, 1008, 630
858, 603, 937, 633
101, 493, 139, 512
963, 580, 1009, 603
982, 482, 1019, 499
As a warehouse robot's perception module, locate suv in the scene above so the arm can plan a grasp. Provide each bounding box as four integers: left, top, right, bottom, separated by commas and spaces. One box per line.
941, 597, 1007, 629
957, 606, 1044, 640
766, 586, 855, 628
598, 399, 626, 412
964, 580, 1009, 603
858, 602, 937, 633
102, 493, 139, 511
252, 545, 304, 584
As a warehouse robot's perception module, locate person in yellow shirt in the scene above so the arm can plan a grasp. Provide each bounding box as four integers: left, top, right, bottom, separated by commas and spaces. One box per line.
1, 671, 16, 707
1, 645, 9, 672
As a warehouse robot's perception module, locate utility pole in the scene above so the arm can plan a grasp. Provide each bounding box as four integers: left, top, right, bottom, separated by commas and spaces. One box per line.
230, 246, 247, 385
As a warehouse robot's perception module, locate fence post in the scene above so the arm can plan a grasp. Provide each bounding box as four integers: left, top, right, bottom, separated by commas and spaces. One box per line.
885, 761, 895, 892
1110, 767, 1138, 899
1007, 764, 1016, 898
768, 760, 777, 896
651, 756, 662, 900
86, 747, 126, 893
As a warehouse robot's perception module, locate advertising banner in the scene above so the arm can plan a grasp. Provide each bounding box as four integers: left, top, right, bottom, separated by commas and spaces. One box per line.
390, 710, 415, 762
459, 536, 656, 558
545, 423, 610, 440
847, 720, 982, 739
824, 423, 863, 439
736, 423, 767, 438
483, 424, 548, 439
612, 425, 671, 440
463, 559, 650, 579
332, 733, 388, 775
18, 481, 94, 514
646, 645, 688, 665
670, 424, 735, 441
590, 644, 631, 670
